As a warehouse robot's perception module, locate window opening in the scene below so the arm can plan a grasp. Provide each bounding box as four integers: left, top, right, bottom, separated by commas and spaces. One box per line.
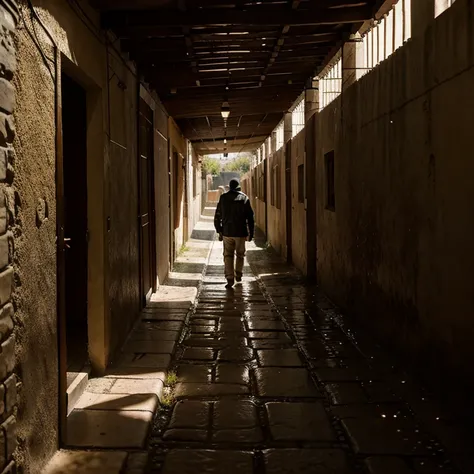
319, 55, 342, 110
275, 121, 284, 151
292, 98, 305, 137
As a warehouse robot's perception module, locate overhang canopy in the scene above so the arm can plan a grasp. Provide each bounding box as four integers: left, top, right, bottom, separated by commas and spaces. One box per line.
95, 0, 378, 154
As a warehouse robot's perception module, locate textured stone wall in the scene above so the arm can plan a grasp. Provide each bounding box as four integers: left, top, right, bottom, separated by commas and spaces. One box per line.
0, 2, 19, 473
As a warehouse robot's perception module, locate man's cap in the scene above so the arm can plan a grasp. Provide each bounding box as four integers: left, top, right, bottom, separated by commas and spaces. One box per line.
229, 178, 240, 189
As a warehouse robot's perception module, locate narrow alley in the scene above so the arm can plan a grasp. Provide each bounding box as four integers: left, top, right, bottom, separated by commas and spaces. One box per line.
46, 209, 474, 473
145, 214, 474, 474
1, 0, 474, 472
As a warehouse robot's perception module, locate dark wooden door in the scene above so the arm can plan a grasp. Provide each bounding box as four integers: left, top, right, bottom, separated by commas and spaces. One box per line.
58, 72, 89, 443
285, 140, 293, 263
62, 74, 88, 368
138, 98, 157, 306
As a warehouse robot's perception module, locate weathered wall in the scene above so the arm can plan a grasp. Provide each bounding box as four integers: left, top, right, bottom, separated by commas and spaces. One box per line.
153, 100, 170, 285
168, 118, 186, 260
291, 130, 306, 274
106, 48, 140, 359
316, 0, 474, 390
187, 148, 202, 238
266, 148, 286, 256
0, 3, 22, 473
253, 161, 266, 234
14, 0, 141, 470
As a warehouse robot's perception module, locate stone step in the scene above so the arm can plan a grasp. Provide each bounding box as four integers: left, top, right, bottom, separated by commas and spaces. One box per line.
67, 369, 90, 416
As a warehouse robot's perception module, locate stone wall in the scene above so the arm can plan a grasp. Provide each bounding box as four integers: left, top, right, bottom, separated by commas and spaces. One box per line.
316, 0, 474, 393
0, 2, 20, 473
153, 99, 170, 286
265, 147, 286, 257
290, 130, 306, 274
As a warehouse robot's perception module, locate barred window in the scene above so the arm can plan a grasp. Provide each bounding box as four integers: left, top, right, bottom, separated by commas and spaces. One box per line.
359, 0, 412, 78
275, 121, 284, 151
292, 98, 305, 137
319, 55, 342, 110
436, 0, 456, 17
266, 136, 272, 157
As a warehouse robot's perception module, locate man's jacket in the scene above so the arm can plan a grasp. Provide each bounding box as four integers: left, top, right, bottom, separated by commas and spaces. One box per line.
214, 190, 255, 238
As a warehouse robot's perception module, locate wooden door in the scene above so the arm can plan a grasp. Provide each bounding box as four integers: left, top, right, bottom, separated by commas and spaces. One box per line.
138, 98, 157, 306
285, 140, 293, 263
58, 72, 89, 443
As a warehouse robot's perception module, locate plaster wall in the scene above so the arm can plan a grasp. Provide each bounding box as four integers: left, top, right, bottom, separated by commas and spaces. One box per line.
169, 117, 186, 260
316, 0, 474, 390
15, 0, 141, 470
253, 161, 266, 233
187, 149, 202, 237
266, 148, 286, 256
290, 130, 306, 274
153, 100, 170, 285
107, 49, 140, 360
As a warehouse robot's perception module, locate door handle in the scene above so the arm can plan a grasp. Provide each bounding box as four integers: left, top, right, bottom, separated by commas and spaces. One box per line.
64, 237, 72, 249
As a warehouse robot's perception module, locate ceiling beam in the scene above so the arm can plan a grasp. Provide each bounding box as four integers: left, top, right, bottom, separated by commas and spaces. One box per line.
190, 133, 270, 144
124, 33, 341, 54
102, 6, 373, 28
96, 0, 369, 11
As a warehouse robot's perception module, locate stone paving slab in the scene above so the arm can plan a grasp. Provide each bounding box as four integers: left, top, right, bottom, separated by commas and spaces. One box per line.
266, 402, 336, 441
257, 349, 304, 367
169, 400, 210, 429
176, 364, 211, 382
214, 400, 258, 429
142, 224, 474, 474
123, 340, 176, 354
215, 365, 249, 384
254, 368, 321, 398
118, 353, 172, 369
74, 393, 158, 412
161, 450, 254, 474
44, 450, 128, 474
263, 449, 353, 474
67, 409, 151, 448
130, 329, 181, 341
174, 382, 249, 398
342, 418, 432, 455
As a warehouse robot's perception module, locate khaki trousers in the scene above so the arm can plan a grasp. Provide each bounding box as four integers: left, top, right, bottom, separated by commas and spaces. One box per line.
223, 236, 246, 280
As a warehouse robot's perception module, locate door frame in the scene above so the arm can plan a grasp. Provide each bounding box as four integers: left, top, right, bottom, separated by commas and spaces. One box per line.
58, 55, 107, 445
285, 139, 293, 263
138, 86, 157, 307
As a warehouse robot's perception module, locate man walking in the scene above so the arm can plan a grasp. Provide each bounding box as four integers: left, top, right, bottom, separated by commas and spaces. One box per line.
214, 178, 255, 288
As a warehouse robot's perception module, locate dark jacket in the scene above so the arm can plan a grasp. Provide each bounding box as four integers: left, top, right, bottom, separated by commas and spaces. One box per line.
214, 189, 255, 239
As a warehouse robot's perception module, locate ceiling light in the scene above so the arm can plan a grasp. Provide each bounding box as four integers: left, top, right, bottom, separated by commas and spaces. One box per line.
224, 138, 227, 144
221, 101, 230, 119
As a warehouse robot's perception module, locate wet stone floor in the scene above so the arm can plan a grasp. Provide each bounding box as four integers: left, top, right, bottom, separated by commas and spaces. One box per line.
145, 236, 474, 474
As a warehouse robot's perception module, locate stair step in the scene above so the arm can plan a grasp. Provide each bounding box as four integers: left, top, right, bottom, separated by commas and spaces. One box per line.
67, 369, 90, 416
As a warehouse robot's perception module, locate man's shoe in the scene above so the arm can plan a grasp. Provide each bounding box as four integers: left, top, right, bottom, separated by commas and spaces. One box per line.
225, 279, 235, 289
235, 275, 242, 283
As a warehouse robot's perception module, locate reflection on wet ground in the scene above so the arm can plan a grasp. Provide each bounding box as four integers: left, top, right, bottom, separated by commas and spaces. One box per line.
146, 230, 474, 474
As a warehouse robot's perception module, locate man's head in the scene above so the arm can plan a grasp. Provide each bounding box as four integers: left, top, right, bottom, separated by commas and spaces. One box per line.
229, 178, 241, 191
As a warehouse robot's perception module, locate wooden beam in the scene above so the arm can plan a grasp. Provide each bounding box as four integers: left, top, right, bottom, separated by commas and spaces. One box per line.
191, 133, 269, 144
164, 101, 298, 119
162, 82, 302, 99
96, 0, 369, 11
103, 6, 373, 28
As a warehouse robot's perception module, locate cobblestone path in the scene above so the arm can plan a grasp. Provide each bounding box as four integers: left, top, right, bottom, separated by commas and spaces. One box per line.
146, 234, 474, 474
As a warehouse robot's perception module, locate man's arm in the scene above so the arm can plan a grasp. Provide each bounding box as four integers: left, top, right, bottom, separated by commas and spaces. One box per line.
245, 198, 255, 240
214, 197, 223, 234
